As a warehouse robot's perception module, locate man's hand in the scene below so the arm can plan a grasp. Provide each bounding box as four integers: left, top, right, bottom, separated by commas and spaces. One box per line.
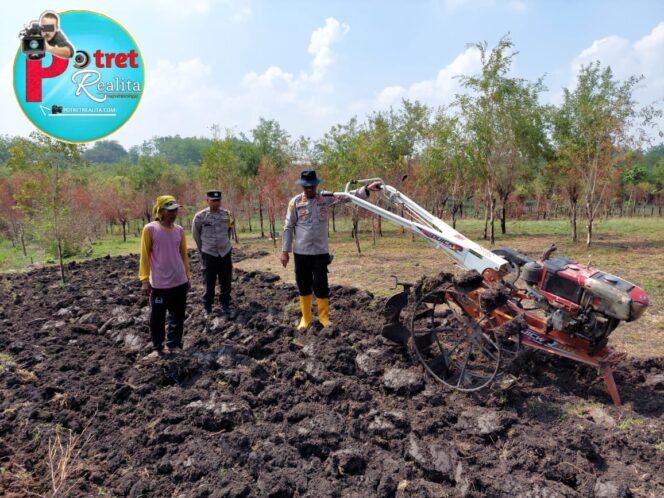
280, 251, 290, 268
366, 181, 383, 192
141, 280, 152, 297
44, 40, 72, 58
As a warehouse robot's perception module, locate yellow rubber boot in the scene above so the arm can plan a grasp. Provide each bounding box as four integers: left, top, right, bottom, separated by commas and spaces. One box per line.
317, 298, 332, 328
297, 295, 313, 331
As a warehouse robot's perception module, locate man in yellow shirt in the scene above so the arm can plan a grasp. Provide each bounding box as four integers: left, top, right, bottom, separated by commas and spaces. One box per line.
138, 195, 191, 359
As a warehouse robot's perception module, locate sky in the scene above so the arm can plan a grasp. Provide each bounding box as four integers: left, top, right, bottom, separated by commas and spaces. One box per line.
2, 0, 663, 148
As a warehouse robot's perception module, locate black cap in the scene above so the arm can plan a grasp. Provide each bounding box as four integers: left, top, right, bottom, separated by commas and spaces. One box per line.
206, 190, 222, 200
296, 170, 321, 187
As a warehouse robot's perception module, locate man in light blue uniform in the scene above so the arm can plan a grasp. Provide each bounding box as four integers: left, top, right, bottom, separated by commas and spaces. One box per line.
192, 189, 237, 320
280, 170, 382, 330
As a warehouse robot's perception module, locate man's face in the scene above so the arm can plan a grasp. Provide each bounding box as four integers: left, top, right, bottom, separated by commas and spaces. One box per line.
40, 17, 58, 42
160, 208, 178, 223
303, 185, 317, 199
207, 198, 221, 210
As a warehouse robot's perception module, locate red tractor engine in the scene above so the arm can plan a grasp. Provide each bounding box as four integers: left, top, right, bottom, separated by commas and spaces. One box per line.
519, 256, 649, 352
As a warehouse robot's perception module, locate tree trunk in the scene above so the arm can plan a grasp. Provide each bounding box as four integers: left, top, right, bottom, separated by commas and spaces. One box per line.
483, 198, 489, 241
352, 212, 361, 255
489, 196, 496, 245
586, 199, 594, 247
372, 216, 377, 246
269, 216, 277, 248
500, 193, 508, 235
332, 205, 336, 232
122, 220, 127, 242
57, 235, 66, 284
570, 199, 578, 243
20, 229, 27, 257
259, 198, 265, 238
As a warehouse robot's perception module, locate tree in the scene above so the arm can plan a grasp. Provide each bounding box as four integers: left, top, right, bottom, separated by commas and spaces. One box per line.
256, 158, 291, 246
152, 135, 212, 165
11, 133, 87, 282
251, 118, 291, 170
317, 118, 367, 249
0, 175, 28, 255
456, 35, 548, 243
94, 176, 134, 241
83, 140, 128, 164
552, 62, 657, 245
420, 108, 469, 227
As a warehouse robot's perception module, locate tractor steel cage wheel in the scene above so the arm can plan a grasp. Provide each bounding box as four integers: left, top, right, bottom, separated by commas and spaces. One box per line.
408, 286, 501, 392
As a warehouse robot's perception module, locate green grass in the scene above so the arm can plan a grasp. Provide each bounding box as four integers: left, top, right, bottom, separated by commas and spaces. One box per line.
0, 237, 141, 273
86, 236, 141, 256
283, 300, 301, 322
617, 417, 645, 431
0, 241, 35, 272
2, 215, 661, 273
561, 401, 602, 418
0, 353, 16, 372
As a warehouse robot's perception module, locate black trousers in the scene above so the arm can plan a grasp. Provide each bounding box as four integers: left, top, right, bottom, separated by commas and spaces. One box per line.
150, 283, 187, 350
294, 253, 329, 298
202, 251, 233, 311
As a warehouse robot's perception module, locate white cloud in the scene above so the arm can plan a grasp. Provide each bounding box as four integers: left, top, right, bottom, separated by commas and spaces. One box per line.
633, 21, 664, 72
308, 17, 350, 82
566, 22, 664, 138
115, 17, 351, 144
113, 57, 225, 143
232, 16, 349, 133
242, 66, 295, 93
570, 22, 664, 89
508, 1, 528, 12
376, 86, 406, 108
571, 35, 633, 79
241, 16, 349, 91
365, 45, 482, 111
225, 0, 253, 23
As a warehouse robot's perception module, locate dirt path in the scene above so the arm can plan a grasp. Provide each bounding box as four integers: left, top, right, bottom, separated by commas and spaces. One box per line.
1, 252, 663, 497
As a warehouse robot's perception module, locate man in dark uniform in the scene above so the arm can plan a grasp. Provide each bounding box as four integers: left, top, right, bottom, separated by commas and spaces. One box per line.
192, 190, 238, 320
39, 11, 74, 59
280, 170, 382, 330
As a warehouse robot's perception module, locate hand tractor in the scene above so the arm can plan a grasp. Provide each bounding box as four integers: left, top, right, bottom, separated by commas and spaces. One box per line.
335, 179, 649, 405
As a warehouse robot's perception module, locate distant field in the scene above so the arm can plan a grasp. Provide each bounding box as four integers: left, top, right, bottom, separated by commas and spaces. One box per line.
2, 216, 663, 355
